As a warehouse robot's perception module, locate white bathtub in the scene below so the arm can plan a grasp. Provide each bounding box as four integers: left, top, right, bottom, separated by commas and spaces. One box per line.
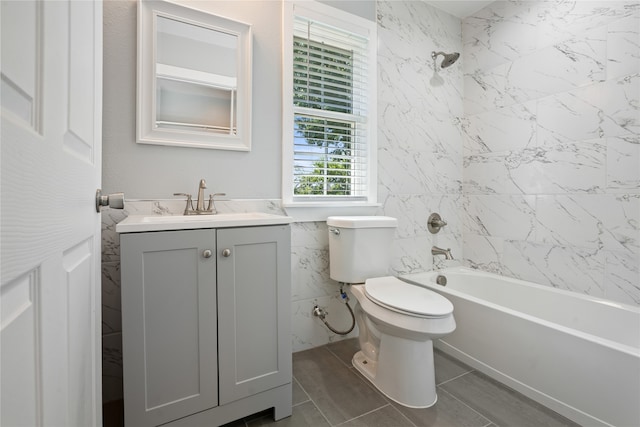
400, 267, 640, 427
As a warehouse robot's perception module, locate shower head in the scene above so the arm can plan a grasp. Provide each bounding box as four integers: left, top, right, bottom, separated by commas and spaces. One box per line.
431, 51, 460, 69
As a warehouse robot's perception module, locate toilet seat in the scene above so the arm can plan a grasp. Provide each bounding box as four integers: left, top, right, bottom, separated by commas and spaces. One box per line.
364, 276, 453, 318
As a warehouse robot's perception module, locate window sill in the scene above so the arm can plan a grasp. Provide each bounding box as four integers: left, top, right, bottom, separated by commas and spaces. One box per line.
283, 202, 381, 222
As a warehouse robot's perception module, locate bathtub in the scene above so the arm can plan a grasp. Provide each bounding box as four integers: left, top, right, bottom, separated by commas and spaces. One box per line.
400, 267, 640, 427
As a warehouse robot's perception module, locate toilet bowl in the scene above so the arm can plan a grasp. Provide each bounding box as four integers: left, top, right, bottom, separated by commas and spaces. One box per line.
327, 216, 456, 408
350, 277, 455, 408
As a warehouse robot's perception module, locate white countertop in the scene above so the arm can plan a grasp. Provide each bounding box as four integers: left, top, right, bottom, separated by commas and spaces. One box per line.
116, 212, 293, 233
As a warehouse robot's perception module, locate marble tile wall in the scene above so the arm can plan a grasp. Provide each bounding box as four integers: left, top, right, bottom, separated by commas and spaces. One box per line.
376, 0, 464, 273
462, 1, 640, 305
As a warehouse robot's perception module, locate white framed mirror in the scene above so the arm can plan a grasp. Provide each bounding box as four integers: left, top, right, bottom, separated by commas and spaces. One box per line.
137, 0, 252, 151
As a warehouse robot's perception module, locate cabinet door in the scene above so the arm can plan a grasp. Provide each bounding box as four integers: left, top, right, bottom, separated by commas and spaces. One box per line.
217, 225, 292, 404
121, 230, 217, 427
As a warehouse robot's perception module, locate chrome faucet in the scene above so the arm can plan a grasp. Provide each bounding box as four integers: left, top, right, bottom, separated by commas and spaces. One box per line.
432, 246, 454, 260
196, 179, 207, 212
174, 179, 225, 215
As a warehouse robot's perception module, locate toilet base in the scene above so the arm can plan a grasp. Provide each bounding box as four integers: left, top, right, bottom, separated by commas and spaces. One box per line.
352, 333, 438, 409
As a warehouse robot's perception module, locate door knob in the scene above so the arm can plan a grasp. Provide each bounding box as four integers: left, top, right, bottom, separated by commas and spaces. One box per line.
222, 249, 231, 257
203, 249, 213, 258
96, 189, 124, 212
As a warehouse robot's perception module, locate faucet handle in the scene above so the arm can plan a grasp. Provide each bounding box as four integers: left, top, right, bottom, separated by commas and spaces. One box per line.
427, 213, 448, 234
173, 193, 194, 215
207, 193, 226, 213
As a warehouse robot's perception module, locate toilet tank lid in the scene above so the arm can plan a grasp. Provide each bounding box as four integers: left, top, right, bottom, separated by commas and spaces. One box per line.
327, 216, 398, 228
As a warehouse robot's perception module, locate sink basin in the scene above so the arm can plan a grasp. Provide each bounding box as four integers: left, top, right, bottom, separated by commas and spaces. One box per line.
116, 212, 293, 233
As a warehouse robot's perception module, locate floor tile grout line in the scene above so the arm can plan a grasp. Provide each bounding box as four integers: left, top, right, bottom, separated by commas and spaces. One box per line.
344, 365, 422, 427
438, 387, 496, 427
292, 373, 334, 427
333, 403, 392, 427
291, 376, 312, 408
436, 368, 474, 387
324, 343, 354, 369
311, 397, 334, 427
388, 403, 420, 427
295, 347, 393, 427
346, 366, 394, 402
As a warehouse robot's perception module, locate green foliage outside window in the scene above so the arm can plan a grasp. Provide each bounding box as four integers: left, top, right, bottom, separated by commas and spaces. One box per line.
293, 36, 355, 196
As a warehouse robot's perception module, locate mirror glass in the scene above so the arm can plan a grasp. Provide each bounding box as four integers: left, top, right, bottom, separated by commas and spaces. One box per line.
137, 1, 252, 150
155, 16, 238, 135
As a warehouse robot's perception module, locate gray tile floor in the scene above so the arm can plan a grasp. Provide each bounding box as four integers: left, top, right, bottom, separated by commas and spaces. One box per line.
229, 338, 580, 427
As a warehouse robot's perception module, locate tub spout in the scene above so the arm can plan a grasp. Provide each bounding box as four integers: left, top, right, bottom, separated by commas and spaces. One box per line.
432, 246, 454, 260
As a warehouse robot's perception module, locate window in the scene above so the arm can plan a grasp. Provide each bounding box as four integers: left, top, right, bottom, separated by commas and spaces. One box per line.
283, 1, 377, 212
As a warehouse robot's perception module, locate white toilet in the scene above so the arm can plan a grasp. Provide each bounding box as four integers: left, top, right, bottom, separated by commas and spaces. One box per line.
327, 216, 456, 408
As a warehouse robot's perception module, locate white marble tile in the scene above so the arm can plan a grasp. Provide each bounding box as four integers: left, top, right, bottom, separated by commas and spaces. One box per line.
430, 231, 464, 270
462, 233, 504, 273
378, 102, 463, 155
101, 209, 126, 262
463, 195, 536, 240
463, 151, 526, 194
378, 0, 462, 49
463, 1, 537, 46
390, 236, 433, 275
607, 135, 640, 192
102, 262, 122, 334
510, 142, 607, 194
501, 240, 606, 297
291, 295, 358, 352
378, 56, 463, 121
604, 250, 640, 305
379, 147, 462, 195
425, 113, 465, 159
536, 194, 639, 255
378, 0, 463, 118
461, 0, 640, 308
462, 101, 537, 154
607, 12, 640, 80
424, 193, 465, 240
536, 1, 639, 49
378, 147, 425, 195
382, 194, 432, 239
537, 73, 639, 142
463, 64, 509, 115
291, 246, 334, 301
291, 222, 328, 249
504, 27, 607, 104
463, 10, 538, 74
102, 333, 123, 403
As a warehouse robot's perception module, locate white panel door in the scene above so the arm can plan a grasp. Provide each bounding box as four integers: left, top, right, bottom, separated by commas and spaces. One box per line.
1, 1, 103, 426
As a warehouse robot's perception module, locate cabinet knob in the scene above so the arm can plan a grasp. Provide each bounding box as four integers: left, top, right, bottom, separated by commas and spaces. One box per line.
203, 249, 213, 258
222, 248, 232, 257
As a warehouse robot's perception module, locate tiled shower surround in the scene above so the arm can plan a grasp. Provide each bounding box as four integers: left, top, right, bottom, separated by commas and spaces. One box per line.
461, 1, 639, 303
101, 0, 639, 403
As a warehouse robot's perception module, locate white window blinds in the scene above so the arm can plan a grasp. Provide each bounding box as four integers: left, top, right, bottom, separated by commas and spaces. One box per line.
291, 13, 372, 201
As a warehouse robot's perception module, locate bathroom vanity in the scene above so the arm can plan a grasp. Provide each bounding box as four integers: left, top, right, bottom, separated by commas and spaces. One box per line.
117, 213, 292, 426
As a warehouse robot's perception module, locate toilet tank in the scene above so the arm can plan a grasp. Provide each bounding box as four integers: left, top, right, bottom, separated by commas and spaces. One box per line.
327, 216, 398, 283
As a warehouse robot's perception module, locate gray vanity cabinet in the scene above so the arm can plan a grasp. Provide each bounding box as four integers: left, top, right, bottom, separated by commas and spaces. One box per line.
217, 226, 291, 404
120, 225, 292, 427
